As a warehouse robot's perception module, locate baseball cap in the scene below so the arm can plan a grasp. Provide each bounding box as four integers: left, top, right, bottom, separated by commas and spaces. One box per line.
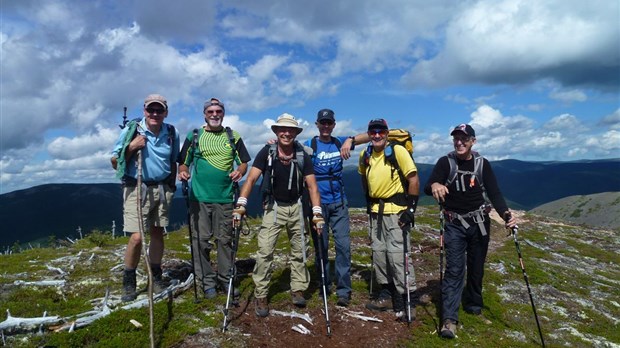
144, 94, 168, 109
450, 124, 476, 137
367, 118, 389, 131
203, 97, 225, 113
317, 109, 335, 122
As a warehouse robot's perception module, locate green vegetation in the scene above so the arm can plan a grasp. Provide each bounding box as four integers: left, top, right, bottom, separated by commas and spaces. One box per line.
1, 210, 618, 347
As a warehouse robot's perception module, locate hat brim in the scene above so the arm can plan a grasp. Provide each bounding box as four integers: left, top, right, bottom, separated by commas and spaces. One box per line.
271, 125, 303, 135
145, 101, 167, 109
450, 129, 468, 136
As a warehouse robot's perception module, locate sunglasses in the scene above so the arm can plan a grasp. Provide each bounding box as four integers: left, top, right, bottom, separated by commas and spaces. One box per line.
319, 120, 334, 126
146, 108, 166, 114
453, 136, 472, 143
368, 129, 388, 136
206, 109, 224, 115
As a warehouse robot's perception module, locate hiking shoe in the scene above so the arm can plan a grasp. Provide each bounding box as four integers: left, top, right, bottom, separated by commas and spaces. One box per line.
336, 296, 350, 307
153, 278, 170, 293
121, 270, 137, 302
440, 319, 457, 339
204, 288, 217, 299
220, 283, 240, 298
291, 291, 307, 308
465, 309, 492, 324
395, 307, 416, 323
365, 297, 393, 311
255, 297, 269, 317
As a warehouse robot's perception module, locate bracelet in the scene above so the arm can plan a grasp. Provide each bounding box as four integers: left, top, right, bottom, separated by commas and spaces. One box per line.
237, 197, 248, 206
312, 206, 322, 215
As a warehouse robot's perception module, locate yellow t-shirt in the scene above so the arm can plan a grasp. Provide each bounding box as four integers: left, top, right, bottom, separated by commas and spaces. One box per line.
358, 145, 417, 214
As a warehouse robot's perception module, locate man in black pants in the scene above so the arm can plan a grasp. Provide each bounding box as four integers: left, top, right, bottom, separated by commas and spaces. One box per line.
424, 124, 516, 339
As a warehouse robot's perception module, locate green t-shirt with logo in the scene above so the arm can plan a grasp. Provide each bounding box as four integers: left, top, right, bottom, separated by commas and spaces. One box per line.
181, 128, 250, 203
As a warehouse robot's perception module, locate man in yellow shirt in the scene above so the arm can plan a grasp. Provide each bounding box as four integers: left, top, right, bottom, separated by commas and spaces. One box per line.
358, 118, 420, 322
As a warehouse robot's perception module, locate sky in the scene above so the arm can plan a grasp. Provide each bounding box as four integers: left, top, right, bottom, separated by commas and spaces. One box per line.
1, 0, 619, 194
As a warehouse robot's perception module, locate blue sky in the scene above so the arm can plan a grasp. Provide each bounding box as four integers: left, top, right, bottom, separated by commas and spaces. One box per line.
1, 0, 619, 194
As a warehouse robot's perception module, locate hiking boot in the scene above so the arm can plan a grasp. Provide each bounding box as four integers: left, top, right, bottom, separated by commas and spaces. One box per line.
292, 291, 307, 307
336, 295, 350, 307
465, 308, 492, 324
255, 297, 269, 317
318, 286, 331, 299
392, 292, 405, 313
121, 270, 137, 302
204, 288, 217, 299
220, 283, 240, 298
440, 319, 457, 339
365, 297, 393, 311
395, 307, 416, 323
151, 264, 169, 293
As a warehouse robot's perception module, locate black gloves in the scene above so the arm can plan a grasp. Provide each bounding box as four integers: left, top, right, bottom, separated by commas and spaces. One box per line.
399, 207, 415, 227
399, 195, 419, 229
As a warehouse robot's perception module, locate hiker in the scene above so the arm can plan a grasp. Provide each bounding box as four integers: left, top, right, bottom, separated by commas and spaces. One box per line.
424, 123, 517, 339
303, 108, 367, 307
177, 97, 251, 299
233, 113, 324, 318
111, 94, 180, 302
359, 118, 420, 322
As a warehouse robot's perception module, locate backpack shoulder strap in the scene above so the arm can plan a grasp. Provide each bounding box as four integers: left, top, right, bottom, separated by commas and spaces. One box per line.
445, 151, 458, 187
225, 126, 237, 160
472, 151, 485, 191
332, 136, 342, 151
310, 136, 318, 159
385, 143, 408, 193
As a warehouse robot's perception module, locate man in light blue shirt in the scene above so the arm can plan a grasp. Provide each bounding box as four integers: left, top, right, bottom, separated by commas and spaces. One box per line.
111, 94, 180, 301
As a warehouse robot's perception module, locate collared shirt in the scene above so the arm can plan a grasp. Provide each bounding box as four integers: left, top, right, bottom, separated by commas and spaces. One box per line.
112, 118, 179, 182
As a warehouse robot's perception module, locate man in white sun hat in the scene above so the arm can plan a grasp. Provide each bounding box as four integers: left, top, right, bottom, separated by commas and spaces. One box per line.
234, 113, 324, 318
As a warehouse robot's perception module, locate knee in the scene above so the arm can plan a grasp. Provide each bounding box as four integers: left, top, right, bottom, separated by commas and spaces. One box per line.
128, 233, 142, 247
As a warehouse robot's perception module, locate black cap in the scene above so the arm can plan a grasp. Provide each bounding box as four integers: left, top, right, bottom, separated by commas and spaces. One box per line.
450, 123, 476, 137
317, 109, 335, 122
367, 118, 388, 131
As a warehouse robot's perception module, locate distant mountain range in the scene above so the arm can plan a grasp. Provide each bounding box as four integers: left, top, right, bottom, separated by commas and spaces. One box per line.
1, 158, 618, 247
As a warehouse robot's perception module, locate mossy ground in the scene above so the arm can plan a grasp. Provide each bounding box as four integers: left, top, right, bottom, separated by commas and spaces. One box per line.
1, 207, 618, 347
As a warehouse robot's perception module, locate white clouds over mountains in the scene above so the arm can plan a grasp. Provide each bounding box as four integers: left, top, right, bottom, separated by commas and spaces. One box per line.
1, 0, 618, 193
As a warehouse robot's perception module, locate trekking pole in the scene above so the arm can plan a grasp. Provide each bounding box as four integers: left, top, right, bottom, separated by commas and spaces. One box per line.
368, 213, 374, 297
222, 213, 243, 332
510, 226, 545, 347
317, 228, 332, 336
438, 204, 445, 323
402, 225, 412, 325
182, 180, 199, 303
298, 198, 307, 263
137, 149, 155, 348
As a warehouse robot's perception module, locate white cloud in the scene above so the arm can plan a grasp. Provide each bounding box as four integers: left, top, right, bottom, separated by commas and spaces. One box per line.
544, 114, 582, 131
47, 125, 119, 160
549, 89, 588, 103
402, 0, 620, 89
599, 108, 620, 130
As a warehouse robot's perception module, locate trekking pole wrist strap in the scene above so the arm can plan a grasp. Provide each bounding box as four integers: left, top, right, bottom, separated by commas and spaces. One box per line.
312, 206, 322, 215
408, 195, 419, 213
237, 196, 248, 206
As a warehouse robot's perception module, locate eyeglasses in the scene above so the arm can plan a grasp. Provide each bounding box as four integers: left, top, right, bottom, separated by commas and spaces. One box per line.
368, 129, 388, 136
206, 109, 224, 115
453, 136, 472, 143
146, 108, 166, 114
319, 120, 334, 126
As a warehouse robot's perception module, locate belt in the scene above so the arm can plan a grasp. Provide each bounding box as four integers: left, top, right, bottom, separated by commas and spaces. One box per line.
444, 204, 492, 236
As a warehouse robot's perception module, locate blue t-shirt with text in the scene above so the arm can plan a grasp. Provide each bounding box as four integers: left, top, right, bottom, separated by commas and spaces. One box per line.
304, 136, 352, 204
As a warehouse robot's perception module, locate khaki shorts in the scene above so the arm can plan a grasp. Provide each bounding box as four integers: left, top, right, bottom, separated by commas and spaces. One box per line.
123, 184, 174, 233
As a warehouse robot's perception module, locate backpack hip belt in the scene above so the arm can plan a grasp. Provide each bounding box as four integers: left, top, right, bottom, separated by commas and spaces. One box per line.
444, 204, 492, 236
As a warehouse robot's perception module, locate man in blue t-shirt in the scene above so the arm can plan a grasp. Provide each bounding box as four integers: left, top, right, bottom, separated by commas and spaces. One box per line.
304, 108, 363, 307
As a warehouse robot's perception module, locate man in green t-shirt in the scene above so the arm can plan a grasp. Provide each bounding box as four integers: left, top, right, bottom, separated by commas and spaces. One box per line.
178, 98, 251, 299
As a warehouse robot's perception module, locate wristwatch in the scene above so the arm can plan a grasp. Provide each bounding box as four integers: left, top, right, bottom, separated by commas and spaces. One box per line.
348, 136, 355, 145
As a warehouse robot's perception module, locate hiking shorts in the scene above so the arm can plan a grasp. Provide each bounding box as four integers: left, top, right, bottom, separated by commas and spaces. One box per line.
122, 184, 174, 233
